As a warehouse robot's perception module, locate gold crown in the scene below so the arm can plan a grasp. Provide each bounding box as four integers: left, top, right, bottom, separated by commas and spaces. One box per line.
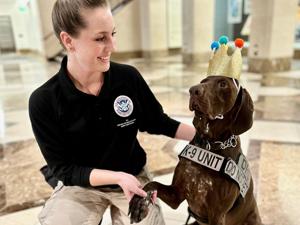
207, 36, 244, 80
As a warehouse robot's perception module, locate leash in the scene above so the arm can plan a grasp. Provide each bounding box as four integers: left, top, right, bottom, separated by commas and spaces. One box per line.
184, 207, 208, 225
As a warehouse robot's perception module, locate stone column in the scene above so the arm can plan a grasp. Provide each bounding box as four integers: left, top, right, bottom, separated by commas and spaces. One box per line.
139, 0, 168, 59
182, 0, 215, 64
248, 0, 298, 73
36, 0, 61, 58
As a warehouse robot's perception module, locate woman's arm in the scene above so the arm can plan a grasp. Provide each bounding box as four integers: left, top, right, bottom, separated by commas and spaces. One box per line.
29, 89, 93, 186
89, 169, 147, 201
175, 123, 196, 141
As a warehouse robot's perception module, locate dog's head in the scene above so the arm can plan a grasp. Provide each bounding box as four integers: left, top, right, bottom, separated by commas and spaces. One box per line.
189, 76, 254, 140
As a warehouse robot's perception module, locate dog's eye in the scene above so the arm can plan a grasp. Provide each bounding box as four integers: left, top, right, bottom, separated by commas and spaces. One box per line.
219, 80, 227, 88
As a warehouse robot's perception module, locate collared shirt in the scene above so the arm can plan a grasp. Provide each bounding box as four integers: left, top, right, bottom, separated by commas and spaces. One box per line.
29, 57, 180, 187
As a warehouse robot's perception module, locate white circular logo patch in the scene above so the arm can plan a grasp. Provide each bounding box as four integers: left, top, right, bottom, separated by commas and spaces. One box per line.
114, 95, 134, 117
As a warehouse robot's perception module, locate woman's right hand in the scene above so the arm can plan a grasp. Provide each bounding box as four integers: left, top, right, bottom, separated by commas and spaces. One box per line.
116, 172, 147, 201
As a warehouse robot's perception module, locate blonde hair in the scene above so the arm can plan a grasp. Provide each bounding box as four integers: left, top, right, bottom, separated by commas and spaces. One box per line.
52, 0, 108, 44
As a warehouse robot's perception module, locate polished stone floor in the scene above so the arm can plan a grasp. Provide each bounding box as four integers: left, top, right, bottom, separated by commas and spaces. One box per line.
0, 53, 300, 225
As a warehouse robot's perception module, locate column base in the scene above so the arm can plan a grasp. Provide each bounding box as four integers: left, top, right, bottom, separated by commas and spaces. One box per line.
182, 52, 210, 64
0, 144, 3, 159
142, 50, 169, 60
0, 184, 6, 209
248, 57, 292, 73
111, 51, 142, 61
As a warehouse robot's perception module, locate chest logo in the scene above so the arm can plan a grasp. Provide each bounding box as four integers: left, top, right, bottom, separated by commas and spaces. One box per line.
114, 95, 134, 117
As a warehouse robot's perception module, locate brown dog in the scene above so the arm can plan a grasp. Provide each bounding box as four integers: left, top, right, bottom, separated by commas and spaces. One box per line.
129, 76, 262, 225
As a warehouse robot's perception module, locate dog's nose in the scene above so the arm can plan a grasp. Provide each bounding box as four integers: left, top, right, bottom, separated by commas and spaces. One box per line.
189, 85, 202, 96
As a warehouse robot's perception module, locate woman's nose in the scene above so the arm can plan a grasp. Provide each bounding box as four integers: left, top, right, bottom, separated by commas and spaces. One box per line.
106, 36, 116, 52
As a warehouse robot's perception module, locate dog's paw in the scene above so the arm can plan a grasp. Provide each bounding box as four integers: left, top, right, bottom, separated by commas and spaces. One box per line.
128, 191, 155, 224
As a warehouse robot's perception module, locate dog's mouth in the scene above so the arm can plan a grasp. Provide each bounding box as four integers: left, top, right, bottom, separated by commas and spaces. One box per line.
189, 97, 208, 118
194, 110, 205, 118
190, 98, 223, 121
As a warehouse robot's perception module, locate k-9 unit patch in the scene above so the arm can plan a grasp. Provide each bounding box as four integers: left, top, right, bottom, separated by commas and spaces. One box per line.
114, 95, 134, 117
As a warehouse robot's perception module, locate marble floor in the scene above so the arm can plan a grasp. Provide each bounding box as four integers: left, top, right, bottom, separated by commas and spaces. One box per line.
0, 53, 299, 225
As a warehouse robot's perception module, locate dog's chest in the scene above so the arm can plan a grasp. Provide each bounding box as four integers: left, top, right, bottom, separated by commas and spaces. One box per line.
178, 160, 217, 200
177, 158, 238, 212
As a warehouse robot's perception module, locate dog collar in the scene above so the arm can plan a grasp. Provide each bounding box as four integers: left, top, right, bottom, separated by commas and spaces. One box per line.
179, 144, 251, 198
193, 134, 238, 151
214, 135, 238, 150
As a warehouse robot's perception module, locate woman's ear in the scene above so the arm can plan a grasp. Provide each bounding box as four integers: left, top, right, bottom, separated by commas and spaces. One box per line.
60, 31, 74, 51
231, 88, 254, 135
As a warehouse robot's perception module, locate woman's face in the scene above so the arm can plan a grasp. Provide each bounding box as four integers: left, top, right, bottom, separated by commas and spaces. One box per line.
70, 6, 116, 73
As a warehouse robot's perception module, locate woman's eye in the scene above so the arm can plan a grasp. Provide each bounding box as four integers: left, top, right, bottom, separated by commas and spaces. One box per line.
95, 37, 105, 42
95, 32, 116, 42
219, 81, 227, 88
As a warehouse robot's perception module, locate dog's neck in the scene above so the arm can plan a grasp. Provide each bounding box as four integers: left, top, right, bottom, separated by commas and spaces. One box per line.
192, 113, 234, 142
191, 131, 240, 156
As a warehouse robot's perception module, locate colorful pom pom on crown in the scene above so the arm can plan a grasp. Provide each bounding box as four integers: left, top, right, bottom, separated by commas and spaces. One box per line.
210, 41, 220, 50
219, 35, 229, 45
210, 36, 244, 50
235, 38, 244, 48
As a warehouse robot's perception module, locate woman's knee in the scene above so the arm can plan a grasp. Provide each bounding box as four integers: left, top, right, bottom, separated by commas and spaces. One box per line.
39, 186, 109, 225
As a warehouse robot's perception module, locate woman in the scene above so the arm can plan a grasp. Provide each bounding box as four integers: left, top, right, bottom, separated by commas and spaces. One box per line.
29, 0, 195, 224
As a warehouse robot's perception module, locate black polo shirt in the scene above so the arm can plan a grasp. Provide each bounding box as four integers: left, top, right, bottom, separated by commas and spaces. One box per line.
29, 57, 180, 187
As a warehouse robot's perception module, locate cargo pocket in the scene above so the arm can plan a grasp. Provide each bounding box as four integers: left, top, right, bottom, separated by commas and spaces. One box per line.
38, 181, 64, 224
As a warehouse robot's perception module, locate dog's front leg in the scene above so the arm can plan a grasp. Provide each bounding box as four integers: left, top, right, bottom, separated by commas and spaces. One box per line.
128, 181, 185, 223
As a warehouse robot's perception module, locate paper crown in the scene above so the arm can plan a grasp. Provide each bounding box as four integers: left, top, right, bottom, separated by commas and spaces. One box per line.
207, 36, 244, 80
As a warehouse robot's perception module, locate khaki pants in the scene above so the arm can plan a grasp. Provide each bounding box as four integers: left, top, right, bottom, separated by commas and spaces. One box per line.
38, 168, 165, 225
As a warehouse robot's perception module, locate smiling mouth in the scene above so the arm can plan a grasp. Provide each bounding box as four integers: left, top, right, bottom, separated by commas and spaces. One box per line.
97, 56, 110, 62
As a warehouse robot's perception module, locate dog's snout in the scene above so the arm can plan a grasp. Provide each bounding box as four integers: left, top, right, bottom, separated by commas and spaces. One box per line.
189, 85, 202, 96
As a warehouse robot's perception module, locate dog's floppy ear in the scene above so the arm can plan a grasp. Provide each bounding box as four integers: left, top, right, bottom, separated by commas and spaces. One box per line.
231, 88, 254, 135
